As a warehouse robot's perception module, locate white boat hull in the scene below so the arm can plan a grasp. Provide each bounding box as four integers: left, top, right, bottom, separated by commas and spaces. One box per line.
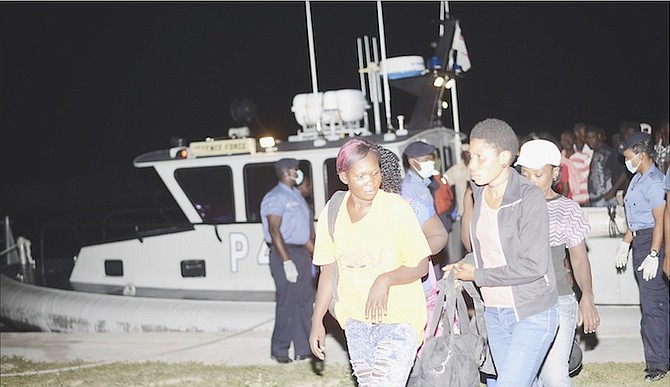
1, 273, 274, 333
69, 224, 275, 300
1, 206, 638, 334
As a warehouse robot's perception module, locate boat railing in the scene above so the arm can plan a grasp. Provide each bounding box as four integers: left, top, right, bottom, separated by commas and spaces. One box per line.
101, 206, 187, 240
33, 206, 188, 276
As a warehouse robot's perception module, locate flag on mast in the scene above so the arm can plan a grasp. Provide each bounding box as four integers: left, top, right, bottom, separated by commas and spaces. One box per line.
447, 21, 471, 74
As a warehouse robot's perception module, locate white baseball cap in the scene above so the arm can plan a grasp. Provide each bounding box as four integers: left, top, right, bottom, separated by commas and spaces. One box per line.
515, 139, 561, 169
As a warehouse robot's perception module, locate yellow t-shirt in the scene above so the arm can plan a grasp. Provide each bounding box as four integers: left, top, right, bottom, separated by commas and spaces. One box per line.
313, 190, 431, 343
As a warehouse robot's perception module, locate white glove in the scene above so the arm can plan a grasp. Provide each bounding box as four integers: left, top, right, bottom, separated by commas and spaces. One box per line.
614, 241, 631, 269
637, 254, 659, 281
283, 260, 298, 283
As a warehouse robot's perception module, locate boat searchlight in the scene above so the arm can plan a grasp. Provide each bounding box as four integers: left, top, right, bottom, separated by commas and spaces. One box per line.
259, 136, 276, 151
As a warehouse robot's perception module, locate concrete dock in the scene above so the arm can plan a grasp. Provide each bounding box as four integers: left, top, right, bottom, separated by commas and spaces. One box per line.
0, 305, 643, 366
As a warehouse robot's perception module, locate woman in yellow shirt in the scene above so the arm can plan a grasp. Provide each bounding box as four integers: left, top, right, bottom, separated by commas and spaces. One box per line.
309, 138, 432, 386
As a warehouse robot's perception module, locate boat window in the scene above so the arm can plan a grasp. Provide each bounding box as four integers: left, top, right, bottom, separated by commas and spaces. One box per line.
439, 144, 455, 172
245, 160, 314, 223
432, 145, 445, 173
245, 162, 277, 223
175, 166, 235, 223
324, 158, 347, 201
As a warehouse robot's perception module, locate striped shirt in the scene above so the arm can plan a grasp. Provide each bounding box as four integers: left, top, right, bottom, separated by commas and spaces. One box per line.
565, 144, 593, 205
547, 195, 590, 248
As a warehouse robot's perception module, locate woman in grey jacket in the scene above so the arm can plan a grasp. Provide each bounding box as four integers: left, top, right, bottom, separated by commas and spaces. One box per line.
446, 118, 558, 387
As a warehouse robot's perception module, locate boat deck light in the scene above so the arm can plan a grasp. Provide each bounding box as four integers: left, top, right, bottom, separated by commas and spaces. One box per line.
259, 136, 276, 149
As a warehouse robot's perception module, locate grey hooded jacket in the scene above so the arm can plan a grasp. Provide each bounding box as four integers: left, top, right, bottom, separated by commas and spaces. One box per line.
467, 168, 558, 321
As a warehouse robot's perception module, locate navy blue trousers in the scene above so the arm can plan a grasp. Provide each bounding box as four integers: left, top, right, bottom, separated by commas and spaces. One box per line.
268, 244, 315, 359
632, 229, 670, 372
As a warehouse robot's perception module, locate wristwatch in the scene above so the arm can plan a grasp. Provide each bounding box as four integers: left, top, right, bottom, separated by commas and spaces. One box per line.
650, 249, 659, 258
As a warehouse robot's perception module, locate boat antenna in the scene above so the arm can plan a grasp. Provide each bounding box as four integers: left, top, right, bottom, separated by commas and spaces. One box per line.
365, 35, 382, 134
304, 1, 323, 135
356, 38, 372, 132
376, 1, 393, 131
440, 0, 449, 36
357, 38, 366, 99
441, 0, 463, 159
305, 1, 319, 95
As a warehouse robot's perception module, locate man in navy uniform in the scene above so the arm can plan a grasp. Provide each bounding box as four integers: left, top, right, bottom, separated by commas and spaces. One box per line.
260, 158, 315, 363
615, 133, 669, 381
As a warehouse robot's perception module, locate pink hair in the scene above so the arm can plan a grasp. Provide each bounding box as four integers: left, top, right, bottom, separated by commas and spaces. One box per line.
336, 138, 380, 173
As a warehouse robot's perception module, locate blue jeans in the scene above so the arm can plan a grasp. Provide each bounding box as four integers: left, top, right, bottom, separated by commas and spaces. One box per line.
538, 294, 578, 387
485, 304, 558, 387
344, 319, 418, 387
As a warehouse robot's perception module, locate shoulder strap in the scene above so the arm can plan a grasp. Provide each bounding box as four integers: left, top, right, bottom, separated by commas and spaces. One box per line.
327, 191, 346, 241
426, 269, 457, 340
462, 280, 495, 373
326, 190, 346, 319
462, 281, 488, 339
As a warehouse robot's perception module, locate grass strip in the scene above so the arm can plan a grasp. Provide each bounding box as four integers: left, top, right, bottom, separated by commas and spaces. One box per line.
0, 356, 652, 387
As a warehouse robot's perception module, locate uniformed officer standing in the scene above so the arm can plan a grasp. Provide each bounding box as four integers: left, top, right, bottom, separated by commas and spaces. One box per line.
401, 141, 449, 288
260, 158, 315, 363
401, 141, 438, 226
615, 132, 669, 382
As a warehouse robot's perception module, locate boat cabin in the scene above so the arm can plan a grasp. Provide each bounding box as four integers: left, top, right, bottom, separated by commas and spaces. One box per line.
69, 126, 463, 300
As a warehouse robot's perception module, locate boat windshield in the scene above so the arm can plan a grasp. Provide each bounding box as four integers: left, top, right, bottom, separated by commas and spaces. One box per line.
175, 166, 236, 223
172, 159, 348, 223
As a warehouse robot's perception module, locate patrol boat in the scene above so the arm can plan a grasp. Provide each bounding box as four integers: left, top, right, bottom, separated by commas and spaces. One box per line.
0, 2, 635, 333
1, 2, 471, 332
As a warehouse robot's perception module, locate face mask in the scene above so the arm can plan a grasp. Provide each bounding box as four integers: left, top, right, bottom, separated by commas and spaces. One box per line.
625, 154, 639, 174
417, 160, 435, 179
292, 169, 304, 186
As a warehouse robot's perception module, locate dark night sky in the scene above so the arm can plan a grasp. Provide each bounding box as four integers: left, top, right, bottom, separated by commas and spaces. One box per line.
1, 2, 668, 222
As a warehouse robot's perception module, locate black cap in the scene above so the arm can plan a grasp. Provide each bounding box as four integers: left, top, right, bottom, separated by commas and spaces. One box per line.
274, 158, 299, 173
619, 132, 651, 154
404, 141, 436, 158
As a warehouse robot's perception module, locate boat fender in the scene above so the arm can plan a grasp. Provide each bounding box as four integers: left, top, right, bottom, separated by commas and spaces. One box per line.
122, 283, 136, 297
